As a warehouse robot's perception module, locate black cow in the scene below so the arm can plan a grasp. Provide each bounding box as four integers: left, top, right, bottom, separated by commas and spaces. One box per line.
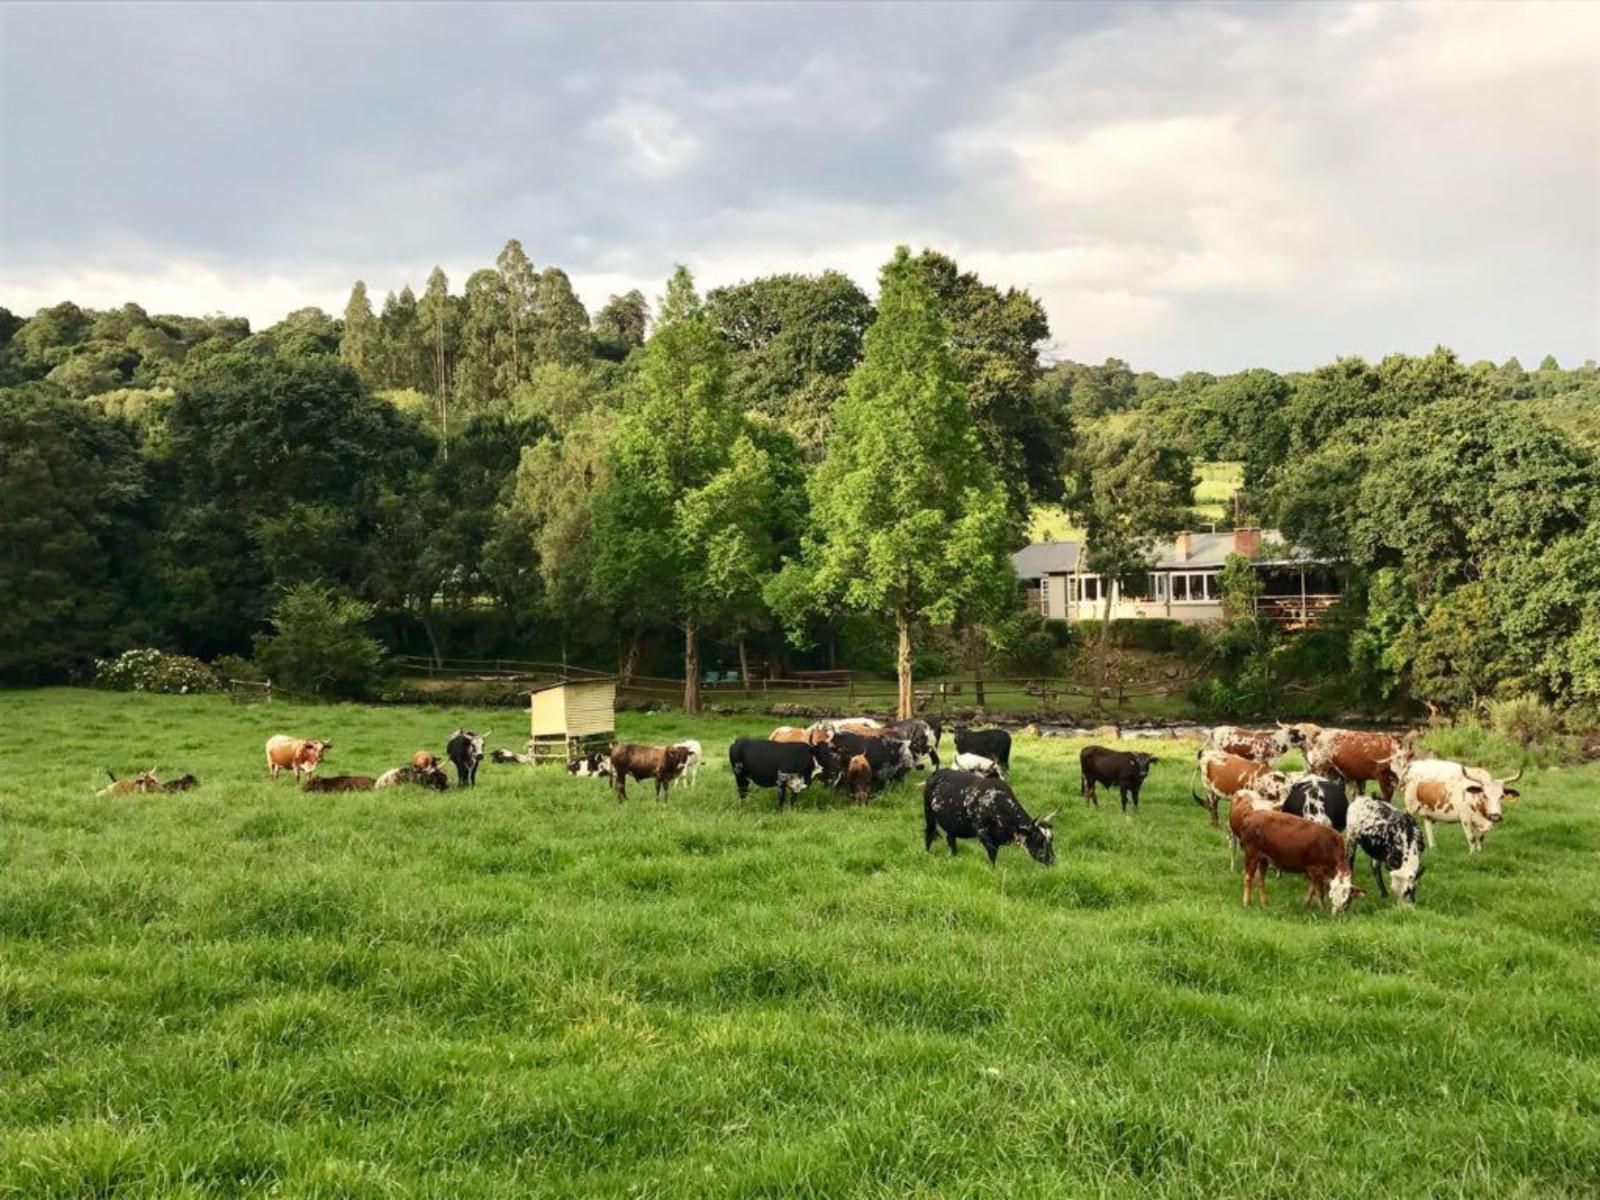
953, 726, 1012, 772
831, 730, 913, 784
923, 769, 1056, 866
1281, 774, 1349, 832
1079, 746, 1157, 813
729, 738, 834, 809
889, 718, 940, 768
1345, 795, 1426, 902
446, 728, 487, 788
158, 773, 201, 793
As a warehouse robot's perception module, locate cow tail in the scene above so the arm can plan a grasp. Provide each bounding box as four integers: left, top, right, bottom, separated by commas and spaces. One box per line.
1190, 750, 1207, 807
105, 767, 117, 783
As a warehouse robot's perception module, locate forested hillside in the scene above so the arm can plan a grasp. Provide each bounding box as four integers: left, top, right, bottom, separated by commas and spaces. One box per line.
2, 240, 1597, 719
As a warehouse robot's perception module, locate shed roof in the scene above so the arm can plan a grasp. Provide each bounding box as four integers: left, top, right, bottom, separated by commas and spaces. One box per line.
527, 677, 618, 696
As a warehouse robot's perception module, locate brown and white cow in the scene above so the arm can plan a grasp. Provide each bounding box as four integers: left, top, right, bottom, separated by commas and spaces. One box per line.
98, 767, 160, 797
1295, 727, 1413, 801
1237, 806, 1363, 913
772, 725, 833, 747
1401, 759, 1520, 853
608, 742, 691, 801
1193, 750, 1290, 825
842, 753, 875, 805
1205, 725, 1293, 763
266, 735, 331, 782
411, 750, 439, 771
1226, 787, 1279, 869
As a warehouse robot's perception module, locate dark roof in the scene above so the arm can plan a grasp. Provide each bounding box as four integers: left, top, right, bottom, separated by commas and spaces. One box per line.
1011, 541, 1080, 578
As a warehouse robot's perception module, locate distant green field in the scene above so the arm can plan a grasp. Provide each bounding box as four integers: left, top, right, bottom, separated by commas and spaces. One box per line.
1030, 461, 1242, 542
2, 689, 1597, 1197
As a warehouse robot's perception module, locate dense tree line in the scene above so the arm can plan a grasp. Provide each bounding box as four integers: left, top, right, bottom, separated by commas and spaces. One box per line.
2, 239, 1596, 717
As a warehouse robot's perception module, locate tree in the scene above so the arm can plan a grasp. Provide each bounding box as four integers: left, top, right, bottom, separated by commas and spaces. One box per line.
532, 267, 591, 367
495, 238, 538, 388
253, 582, 387, 698
377, 286, 425, 390
1065, 427, 1195, 711
418, 267, 458, 441
801, 247, 1013, 719
339, 281, 380, 380
457, 268, 512, 412
593, 289, 649, 359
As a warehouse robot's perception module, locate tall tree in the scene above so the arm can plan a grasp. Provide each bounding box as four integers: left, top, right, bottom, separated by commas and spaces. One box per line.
339, 281, 380, 381
532, 267, 592, 367
802, 247, 1013, 719
593, 289, 649, 359
417, 267, 458, 443
495, 238, 538, 389
377, 285, 425, 390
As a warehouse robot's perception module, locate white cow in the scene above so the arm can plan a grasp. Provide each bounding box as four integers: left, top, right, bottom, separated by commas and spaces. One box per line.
1401, 759, 1521, 852
673, 739, 703, 788
952, 751, 1003, 779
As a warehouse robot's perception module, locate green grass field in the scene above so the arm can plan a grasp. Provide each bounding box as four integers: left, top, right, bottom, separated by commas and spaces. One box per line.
2, 690, 1597, 1198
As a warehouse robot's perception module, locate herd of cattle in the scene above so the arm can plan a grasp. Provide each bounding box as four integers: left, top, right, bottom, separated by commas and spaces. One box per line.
95, 714, 1524, 917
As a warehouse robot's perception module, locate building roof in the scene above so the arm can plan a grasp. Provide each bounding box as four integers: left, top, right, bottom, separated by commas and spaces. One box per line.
1011, 540, 1079, 578
1013, 529, 1319, 578
527, 677, 618, 695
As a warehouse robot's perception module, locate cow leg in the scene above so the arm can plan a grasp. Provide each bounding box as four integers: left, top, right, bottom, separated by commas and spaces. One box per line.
1207, 792, 1220, 827
924, 815, 938, 852
1241, 866, 1252, 908
1120, 786, 1130, 815
1370, 855, 1389, 899
983, 840, 1000, 867
947, 833, 959, 856
1422, 817, 1436, 850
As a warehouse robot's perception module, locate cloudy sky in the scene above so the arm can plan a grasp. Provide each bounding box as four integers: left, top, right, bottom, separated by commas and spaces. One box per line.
2, 1, 1595, 373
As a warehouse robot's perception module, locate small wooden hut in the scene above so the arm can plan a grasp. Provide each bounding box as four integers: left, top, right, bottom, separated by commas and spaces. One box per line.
528, 678, 617, 764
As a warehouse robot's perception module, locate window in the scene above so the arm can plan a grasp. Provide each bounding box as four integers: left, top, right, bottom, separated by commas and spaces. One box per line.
1039, 577, 1051, 615
1171, 572, 1219, 603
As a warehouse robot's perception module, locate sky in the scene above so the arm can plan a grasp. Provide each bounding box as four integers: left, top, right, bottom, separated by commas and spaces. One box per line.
1, 0, 1596, 374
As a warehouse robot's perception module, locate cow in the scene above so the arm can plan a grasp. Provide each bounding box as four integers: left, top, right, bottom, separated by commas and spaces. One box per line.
375, 765, 450, 790
1227, 787, 1280, 869
922, 769, 1056, 867
445, 729, 487, 788
1296, 727, 1413, 800
411, 750, 439, 771
952, 751, 1003, 779
489, 748, 533, 765
302, 774, 376, 793
566, 752, 613, 779
1192, 750, 1290, 825
1236, 806, 1363, 913
266, 735, 331, 782
1401, 759, 1520, 853
1345, 795, 1426, 902
673, 740, 703, 788
1079, 746, 1158, 813
98, 767, 160, 797
608, 742, 690, 800
1205, 725, 1293, 763
1279, 774, 1348, 831
728, 738, 831, 809
953, 726, 1012, 773
772, 725, 833, 747
159, 773, 200, 793
842, 753, 875, 805
831, 730, 914, 784
890, 718, 940, 768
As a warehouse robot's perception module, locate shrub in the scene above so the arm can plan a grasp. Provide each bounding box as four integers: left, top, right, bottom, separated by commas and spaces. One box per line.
1487, 695, 1562, 748
1043, 619, 1073, 649
253, 583, 387, 699
94, 648, 222, 694
210, 653, 264, 683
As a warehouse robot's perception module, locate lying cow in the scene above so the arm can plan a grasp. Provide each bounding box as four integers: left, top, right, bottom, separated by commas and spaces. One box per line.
159, 773, 200, 793
1346, 795, 1425, 902
566, 752, 613, 779
609, 742, 690, 800
266, 735, 331, 782
1193, 749, 1289, 825
728, 737, 832, 809
1236, 805, 1362, 914
1294, 726, 1412, 800
411, 750, 439, 771
1206, 725, 1293, 763
1079, 746, 1157, 813
375, 764, 450, 790
953, 726, 1012, 773
445, 729, 487, 788
952, 751, 1003, 779
302, 774, 376, 793
923, 769, 1055, 866
1401, 759, 1519, 853
489, 748, 533, 765
674, 739, 703, 788
98, 767, 160, 797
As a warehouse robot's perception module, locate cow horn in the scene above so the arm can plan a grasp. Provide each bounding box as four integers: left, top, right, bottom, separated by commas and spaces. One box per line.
1499, 765, 1523, 786
1038, 810, 1057, 825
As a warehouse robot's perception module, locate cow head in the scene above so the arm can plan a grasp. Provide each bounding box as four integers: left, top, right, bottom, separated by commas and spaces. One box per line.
1133, 753, 1157, 779
811, 741, 842, 784
1282, 722, 1321, 749
1018, 811, 1057, 866
135, 767, 161, 792
1327, 866, 1365, 915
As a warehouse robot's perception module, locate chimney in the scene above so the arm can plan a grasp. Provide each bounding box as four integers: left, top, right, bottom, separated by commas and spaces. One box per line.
1235, 526, 1261, 559
1174, 530, 1191, 562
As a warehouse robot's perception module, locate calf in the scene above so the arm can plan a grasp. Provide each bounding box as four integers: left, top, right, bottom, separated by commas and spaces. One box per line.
728, 738, 829, 809
1345, 795, 1426, 902
1401, 759, 1517, 853
923, 769, 1055, 866
1206, 725, 1293, 763
609, 742, 690, 800
159, 773, 200, 793
265, 735, 331, 782
1279, 774, 1348, 831
375, 765, 450, 790
1193, 750, 1290, 825
831, 730, 913, 784
566, 752, 614, 779
445, 729, 488, 788
1227, 787, 1280, 869
953, 726, 1012, 773
673, 740, 703, 788
1079, 746, 1158, 814
98, 768, 160, 797
302, 774, 376, 793
952, 751, 1003, 779
411, 750, 439, 771
1237, 808, 1362, 913
842, 753, 875, 805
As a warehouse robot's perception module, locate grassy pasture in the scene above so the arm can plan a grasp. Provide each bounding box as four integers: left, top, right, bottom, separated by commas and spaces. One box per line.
1, 689, 1597, 1198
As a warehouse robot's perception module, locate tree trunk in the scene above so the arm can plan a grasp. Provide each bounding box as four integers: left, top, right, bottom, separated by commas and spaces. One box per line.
683, 621, 701, 714
969, 625, 987, 709
419, 604, 443, 670
738, 636, 751, 696
1093, 586, 1114, 715
620, 630, 640, 685
896, 612, 914, 720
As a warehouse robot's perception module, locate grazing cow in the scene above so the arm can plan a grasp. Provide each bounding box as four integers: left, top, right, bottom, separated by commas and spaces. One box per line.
728, 738, 831, 809
1279, 774, 1348, 831
566, 752, 614, 779
98, 768, 160, 797
1236, 807, 1362, 913
890, 718, 940, 768
266, 735, 331, 782
375, 765, 449, 790
1345, 795, 1426, 902
922, 769, 1056, 866
952, 751, 1003, 779
953, 726, 1012, 773
1227, 787, 1280, 868
159, 773, 200, 793
1205, 725, 1293, 763
411, 751, 439, 771
1296, 727, 1413, 800
673, 740, 703, 788
302, 774, 376, 793
831, 730, 914, 784
608, 742, 690, 800
842, 753, 875, 805
445, 729, 488, 788
1079, 746, 1158, 813
1192, 750, 1290, 825
1401, 760, 1519, 852
772, 725, 833, 747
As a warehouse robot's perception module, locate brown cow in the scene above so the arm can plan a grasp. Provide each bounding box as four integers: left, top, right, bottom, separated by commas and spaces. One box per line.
98, 768, 160, 797
771, 725, 833, 747
411, 750, 439, 770
842, 753, 874, 805
1205, 725, 1293, 763
266, 735, 331, 782
1237, 807, 1363, 913
302, 774, 376, 793
1300, 728, 1413, 800
1193, 750, 1290, 825
608, 743, 691, 801
833, 721, 885, 739
1227, 787, 1278, 868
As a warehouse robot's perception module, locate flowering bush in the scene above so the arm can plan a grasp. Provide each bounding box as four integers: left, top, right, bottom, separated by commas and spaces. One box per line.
94, 648, 222, 694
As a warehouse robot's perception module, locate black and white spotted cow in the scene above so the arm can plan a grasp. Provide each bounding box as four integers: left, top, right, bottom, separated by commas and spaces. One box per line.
1345, 794, 1426, 903
566, 752, 613, 779
889, 718, 941, 768
729, 738, 834, 809
1280, 774, 1349, 831
831, 730, 914, 785
922, 769, 1056, 867
446, 729, 487, 788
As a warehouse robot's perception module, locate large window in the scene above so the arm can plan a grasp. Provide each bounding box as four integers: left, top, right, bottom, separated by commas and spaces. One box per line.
1068, 576, 1104, 604
1171, 571, 1219, 603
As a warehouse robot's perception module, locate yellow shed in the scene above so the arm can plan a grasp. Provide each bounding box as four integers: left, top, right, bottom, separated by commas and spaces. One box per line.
528, 678, 617, 763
